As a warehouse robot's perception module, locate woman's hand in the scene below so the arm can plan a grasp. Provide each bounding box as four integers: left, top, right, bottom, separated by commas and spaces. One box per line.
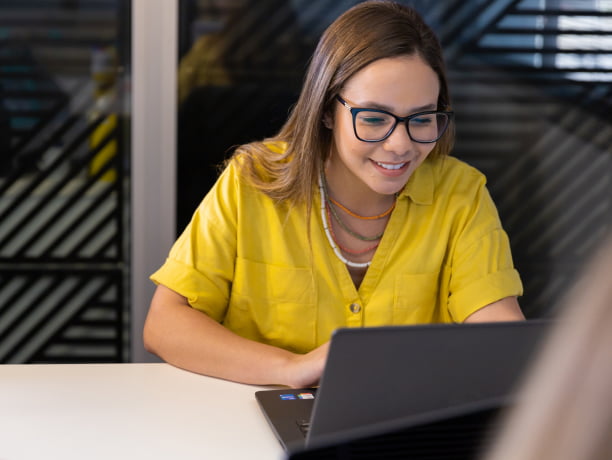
282, 342, 330, 388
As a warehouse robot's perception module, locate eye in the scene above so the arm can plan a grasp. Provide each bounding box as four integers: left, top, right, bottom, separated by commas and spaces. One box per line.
356, 111, 392, 126
410, 115, 434, 125
361, 116, 386, 125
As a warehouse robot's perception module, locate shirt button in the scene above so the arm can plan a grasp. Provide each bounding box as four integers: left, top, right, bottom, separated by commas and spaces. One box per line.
349, 303, 362, 314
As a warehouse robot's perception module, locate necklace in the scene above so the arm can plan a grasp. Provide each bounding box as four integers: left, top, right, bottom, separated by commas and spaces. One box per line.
326, 198, 384, 241
319, 175, 371, 268
325, 205, 380, 255
320, 176, 388, 241
328, 195, 395, 220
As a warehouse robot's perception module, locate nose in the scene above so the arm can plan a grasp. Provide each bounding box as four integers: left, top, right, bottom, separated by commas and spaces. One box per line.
383, 121, 414, 154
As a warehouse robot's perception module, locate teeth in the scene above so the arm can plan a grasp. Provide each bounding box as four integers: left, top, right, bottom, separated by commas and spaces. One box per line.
376, 161, 406, 170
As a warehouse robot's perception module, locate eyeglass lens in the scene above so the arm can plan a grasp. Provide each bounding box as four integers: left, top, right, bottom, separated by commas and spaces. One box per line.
355, 111, 449, 142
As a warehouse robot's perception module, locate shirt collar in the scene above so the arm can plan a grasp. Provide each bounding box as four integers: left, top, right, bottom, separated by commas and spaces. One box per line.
398, 157, 435, 205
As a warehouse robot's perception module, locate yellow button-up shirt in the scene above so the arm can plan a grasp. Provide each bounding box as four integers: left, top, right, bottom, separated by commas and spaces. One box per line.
151, 154, 522, 354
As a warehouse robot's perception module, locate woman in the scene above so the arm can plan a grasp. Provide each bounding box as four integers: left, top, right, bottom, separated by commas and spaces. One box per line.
144, 1, 524, 387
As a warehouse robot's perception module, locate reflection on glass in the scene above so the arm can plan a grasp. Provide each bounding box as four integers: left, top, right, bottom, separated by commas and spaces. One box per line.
0, 1, 130, 364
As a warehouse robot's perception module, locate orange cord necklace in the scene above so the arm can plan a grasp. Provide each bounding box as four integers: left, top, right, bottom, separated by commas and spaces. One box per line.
321, 175, 396, 220
328, 195, 395, 220
325, 204, 380, 255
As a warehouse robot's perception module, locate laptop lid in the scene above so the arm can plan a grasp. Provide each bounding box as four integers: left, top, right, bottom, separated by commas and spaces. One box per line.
307, 321, 547, 444
256, 320, 548, 452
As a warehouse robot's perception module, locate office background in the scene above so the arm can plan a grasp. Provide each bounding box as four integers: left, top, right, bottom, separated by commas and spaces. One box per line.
0, 0, 610, 364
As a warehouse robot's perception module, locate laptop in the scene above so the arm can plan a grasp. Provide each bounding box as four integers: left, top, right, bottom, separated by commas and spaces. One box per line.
255, 320, 549, 453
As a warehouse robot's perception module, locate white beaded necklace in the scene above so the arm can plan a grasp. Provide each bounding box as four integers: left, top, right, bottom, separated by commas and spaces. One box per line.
318, 175, 371, 269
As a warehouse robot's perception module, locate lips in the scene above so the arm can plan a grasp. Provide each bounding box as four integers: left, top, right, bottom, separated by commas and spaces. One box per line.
374, 161, 407, 170
371, 159, 411, 177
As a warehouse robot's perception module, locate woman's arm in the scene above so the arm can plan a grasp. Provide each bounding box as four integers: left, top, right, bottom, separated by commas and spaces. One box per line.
143, 284, 328, 387
463, 296, 525, 323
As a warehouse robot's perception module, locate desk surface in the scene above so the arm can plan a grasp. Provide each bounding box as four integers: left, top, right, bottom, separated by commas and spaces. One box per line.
0, 363, 285, 460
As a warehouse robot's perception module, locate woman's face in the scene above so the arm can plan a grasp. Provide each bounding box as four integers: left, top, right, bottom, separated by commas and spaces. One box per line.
326, 54, 440, 199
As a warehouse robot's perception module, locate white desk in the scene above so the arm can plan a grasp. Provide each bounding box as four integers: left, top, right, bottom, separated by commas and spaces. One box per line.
0, 363, 285, 460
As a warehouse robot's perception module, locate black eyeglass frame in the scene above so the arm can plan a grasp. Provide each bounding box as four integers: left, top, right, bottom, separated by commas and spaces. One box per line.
335, 95, 454, 144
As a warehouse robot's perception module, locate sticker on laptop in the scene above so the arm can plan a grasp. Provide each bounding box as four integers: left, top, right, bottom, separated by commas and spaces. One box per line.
279, 392, 314, 400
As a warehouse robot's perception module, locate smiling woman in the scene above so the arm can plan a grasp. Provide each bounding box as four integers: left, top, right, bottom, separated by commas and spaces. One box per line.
143, 0, 524, 388
326, 54, 443, 199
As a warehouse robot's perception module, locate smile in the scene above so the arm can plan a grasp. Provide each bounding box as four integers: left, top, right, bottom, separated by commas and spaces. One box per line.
374, 161, 408, 170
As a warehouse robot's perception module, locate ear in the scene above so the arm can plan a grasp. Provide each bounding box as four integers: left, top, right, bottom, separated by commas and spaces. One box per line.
322, 112, 333, 129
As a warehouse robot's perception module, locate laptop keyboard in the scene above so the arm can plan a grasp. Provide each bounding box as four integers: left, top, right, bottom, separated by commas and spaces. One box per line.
296, 419, 311, 437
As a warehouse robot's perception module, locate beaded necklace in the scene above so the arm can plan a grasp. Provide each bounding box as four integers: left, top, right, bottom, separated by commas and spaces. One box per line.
319, 175, 371, 268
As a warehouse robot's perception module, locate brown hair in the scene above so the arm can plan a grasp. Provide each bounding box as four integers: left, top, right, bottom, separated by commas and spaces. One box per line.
232, 1, 453, 210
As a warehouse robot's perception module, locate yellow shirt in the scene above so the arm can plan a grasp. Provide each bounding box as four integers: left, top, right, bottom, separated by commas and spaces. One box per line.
151, 154, 522, 354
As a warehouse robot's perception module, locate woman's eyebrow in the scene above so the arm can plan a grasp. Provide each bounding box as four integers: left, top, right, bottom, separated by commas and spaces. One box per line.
360, 101, 438, 113
410, 103, 438, 112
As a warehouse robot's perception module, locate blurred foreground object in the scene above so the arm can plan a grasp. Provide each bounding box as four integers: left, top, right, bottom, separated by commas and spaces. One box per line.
482, 234, 612, 460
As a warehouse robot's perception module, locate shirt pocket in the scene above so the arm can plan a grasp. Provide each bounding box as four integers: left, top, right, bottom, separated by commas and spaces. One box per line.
228, 258, 317, 353
394, 272, 440, 324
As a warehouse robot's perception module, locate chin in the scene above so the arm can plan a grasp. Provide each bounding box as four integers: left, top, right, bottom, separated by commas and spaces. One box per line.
372, 180, 407, 196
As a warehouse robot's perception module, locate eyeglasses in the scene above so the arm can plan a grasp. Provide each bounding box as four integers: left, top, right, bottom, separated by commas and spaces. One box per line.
336, 95, 453, 143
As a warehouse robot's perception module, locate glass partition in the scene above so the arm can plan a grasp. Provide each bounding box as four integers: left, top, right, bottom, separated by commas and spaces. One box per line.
0, 0, 131, 363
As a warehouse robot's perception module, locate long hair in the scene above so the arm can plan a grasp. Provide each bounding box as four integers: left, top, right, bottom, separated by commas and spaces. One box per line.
232, 1, 454, 211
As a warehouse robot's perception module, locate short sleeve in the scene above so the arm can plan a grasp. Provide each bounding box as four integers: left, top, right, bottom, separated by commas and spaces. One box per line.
447, 178, 523, 322
150, 163, 239, 322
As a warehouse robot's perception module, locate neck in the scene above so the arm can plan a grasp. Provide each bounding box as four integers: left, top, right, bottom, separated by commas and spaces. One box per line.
324, 171, 396, 217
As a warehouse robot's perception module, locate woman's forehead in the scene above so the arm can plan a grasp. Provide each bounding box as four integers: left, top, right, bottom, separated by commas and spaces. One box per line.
341, 55, 440, 112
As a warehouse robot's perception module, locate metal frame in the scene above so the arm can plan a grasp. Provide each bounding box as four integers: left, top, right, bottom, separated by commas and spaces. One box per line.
131, 0, 177, 362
